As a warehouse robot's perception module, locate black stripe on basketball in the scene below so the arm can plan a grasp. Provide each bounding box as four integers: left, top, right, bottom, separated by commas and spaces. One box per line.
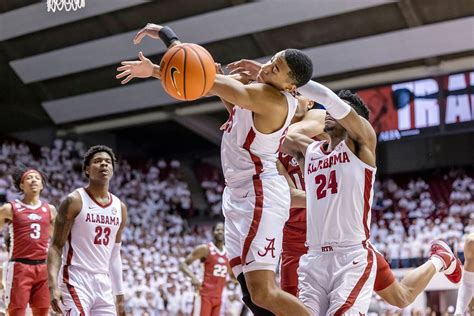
182, 47, 187, 100
187, 44, 207, 97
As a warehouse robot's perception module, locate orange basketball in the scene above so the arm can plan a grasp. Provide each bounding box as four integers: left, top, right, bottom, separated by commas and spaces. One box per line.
159, 43, 216, 101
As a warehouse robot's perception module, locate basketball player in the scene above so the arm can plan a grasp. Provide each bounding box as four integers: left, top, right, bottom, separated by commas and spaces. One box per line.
455, 233, 474, 314
180, 222, 231, 316
118, 23, 313, 315
0, 167, 56, 316
282, 82, 464, 313
230, 59, 463, 309
47, 145, 127, 316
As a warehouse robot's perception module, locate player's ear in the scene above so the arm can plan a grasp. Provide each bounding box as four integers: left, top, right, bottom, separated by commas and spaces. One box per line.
85, 166, 90, 177
19, 182, 24, 192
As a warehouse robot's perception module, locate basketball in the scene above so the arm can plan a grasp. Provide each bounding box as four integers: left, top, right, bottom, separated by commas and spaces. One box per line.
159, 43, 216, 101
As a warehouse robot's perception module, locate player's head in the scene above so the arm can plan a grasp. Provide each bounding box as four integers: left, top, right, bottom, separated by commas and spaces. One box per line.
12, 166, 47, 195
212, 222, 225, 243
82, 145, 117, 182
257, 49, 313, 92
324, 90, 370, 134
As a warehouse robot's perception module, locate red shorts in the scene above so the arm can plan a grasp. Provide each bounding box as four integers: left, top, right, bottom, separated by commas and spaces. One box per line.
192, 294, 221, 316
371, 247, 396, 292
280, 242, 307, 296
5, 261, 50, 310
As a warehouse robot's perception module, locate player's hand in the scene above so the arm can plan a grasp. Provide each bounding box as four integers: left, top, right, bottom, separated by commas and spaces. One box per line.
133, 23, 163, 45
116, 52, 154, 84
191, 278, 202, 293
50, 287, 63, 314
115, 294, 126, 316
227, 59, 262, 81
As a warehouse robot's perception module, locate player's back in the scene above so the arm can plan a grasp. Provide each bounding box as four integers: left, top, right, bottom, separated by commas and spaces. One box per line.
200, 242, 229, 298
304, 140, 376, 248
61, 188, 122, 274
9, 200, 51, 261
221, 92, 297, 186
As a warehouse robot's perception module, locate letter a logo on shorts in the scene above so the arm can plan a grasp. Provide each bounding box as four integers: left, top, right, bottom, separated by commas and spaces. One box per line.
258, 238, 276, 258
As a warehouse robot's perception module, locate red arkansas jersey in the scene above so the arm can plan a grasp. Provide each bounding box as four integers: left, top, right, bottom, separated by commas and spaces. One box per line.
278, 153, 306, 248
200, 243, 229, 298
9, 200, 51, 260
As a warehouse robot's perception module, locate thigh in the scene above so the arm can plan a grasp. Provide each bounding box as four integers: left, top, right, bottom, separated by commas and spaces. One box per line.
328, 249, 377, 315
280, 250, 304, 296
6, 262, 34, 309
242, 179, 289, 273
29, 264, 50, 309
91, 274, 115, 315
210, 297, 221, 316
297, 254, 329, 315
60, 269, 91, 316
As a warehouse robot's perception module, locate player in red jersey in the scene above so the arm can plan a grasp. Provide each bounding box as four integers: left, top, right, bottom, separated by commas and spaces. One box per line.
0, 167, 56, 316
180, 222, 233, 316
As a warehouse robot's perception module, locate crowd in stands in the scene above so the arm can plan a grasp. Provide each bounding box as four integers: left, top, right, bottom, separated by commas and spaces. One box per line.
0, 140, 243, 315
0, 139, 471, 315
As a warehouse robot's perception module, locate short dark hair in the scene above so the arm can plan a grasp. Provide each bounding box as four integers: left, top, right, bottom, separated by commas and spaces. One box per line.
12, 165, 48, 193
82, 145, 117, 178
283, 49, 313, 87
337, 90, 370, 120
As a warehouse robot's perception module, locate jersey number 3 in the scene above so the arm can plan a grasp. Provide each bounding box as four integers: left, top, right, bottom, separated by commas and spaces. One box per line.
94, 226, 111, 246
30, 223, 41, 239
315, 170, 338, 199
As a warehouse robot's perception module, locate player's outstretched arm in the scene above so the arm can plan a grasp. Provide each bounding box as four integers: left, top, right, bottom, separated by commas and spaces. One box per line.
298, 81, 376, 159
110, 202, 128, 316
283, 132, 315, 173
227, 59, 262, 81
0, 203, 13, 229
210, 75, 284, 114
116, 52, 161, 85
133, 23, 181, 48
277, 161, 306, 208
179, 244, 209, 292
289, 109, 326, 138
47, 192, 82, 314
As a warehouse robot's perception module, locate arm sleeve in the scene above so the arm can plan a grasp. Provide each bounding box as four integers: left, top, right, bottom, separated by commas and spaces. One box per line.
109, 242, 124, 295
297, 80, 351, 120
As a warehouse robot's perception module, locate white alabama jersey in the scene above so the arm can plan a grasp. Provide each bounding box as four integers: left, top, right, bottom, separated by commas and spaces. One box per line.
221, 91, 297, 186
304, 140, 376, 248
61, 188, 122, 274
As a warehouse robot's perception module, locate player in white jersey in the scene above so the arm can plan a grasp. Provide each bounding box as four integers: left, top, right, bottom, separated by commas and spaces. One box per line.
117, 23, 313, 316
47, 145, 127, 316
283, 84, 377, 314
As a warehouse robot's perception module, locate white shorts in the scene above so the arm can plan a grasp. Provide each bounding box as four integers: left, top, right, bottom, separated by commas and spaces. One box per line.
60, 266, 115, 315
298, 244, 377, 315
222, 176, 290, 276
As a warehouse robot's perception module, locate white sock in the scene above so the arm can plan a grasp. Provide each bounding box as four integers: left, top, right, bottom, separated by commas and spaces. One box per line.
455, 270, 474, 314
429, 256, 445, 272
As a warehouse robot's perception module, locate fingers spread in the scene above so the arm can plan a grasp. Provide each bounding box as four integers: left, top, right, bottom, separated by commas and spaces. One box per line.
116, 70, 130, 79
121, 75, 134, 85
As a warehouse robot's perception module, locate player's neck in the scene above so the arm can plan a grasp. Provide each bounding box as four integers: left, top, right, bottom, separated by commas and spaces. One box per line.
85, 182, 109, 199
21, 194, 41, 206
328, 134, 346, 151
214, 240, 224, 250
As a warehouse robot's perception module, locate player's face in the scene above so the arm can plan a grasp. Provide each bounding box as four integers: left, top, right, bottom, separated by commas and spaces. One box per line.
86, 152, 114, 181
323, 112, 342, 134
257, 51, 295, 92
213, 223, 225, 242
20, 171, 43, 195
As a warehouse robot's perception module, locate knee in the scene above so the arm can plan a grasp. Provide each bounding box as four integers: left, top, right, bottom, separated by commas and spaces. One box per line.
464, 234, 474, 259
247, 281, 277, 309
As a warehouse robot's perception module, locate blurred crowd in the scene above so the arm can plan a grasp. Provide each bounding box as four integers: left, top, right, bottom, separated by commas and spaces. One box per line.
0, 139, 471, 315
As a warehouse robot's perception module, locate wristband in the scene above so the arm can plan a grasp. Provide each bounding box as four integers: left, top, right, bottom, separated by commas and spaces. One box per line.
159, 26, 179, 48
